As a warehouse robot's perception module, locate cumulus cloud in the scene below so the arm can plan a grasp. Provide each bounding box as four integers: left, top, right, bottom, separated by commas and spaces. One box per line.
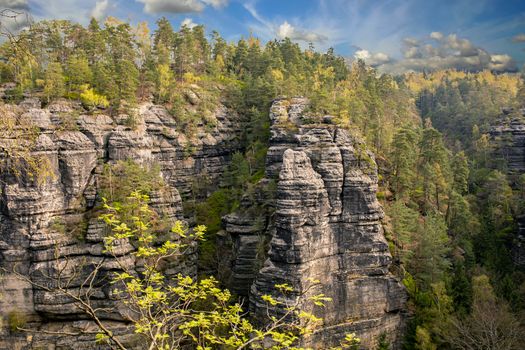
354, 49, 392, 67
90, 0, 109, 20
181, 17, 197, 28
430, 31, 443, 41
489, 54, 515, 71
277, 21, 327, 43
137, 0, 227, 14
363, 32, 517, 74
0, 0, 29, 10
512, 33, 525, 43
0, 0, 31, 35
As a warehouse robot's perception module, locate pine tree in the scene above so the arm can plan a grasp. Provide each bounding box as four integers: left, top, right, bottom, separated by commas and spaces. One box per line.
43, 61, 65, 102
65, 54, 93, 94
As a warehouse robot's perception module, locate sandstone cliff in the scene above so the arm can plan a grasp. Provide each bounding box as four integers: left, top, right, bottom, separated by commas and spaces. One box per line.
491, 110, 525, 268
0, 97, 241, 349
226, 98, 407, 348
1, 96, 407, 349
491, 110, 525, 179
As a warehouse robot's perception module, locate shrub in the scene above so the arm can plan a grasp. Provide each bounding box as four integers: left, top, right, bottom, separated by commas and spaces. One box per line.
98, 160, 165, 205
80, 85, 109, 111
7, 310, 27, 332
50, 217, 66, 234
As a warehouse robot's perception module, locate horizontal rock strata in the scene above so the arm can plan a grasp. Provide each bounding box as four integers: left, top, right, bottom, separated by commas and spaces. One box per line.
247, 98, 407, 349
0, 98, 241, 349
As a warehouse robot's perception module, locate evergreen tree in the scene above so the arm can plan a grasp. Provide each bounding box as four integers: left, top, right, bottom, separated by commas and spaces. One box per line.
43, 61, 65, 102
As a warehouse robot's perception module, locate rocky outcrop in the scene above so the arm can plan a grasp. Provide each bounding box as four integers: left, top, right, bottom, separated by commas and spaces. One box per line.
491, 113, 525, 179
226, 98, 407, 348
491, 112, 525, 268
222, 207, 269, 296
1, 95, 407, 349
0, 98, 241, 349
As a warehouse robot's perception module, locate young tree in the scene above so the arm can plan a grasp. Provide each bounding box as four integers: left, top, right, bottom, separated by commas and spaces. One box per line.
155, 63, 173, 103
411, 214, 451, 286
449, 275, 522, 350
43, 61, 65, 102
65, 54, 93, 94
391, 126, 420, 198
9, 191, 354, 350
418, 122, 450, 213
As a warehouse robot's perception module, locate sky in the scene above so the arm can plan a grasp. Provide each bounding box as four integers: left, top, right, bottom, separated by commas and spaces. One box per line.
1, 0, 525, 73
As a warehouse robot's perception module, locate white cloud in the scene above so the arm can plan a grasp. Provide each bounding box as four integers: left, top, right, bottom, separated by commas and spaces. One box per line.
0, 0, 29, 10
241, 2, 337, 49
367, 32, 517, 73
138, 0, 203, 13
30, 0, 104, 25
354, 49, 392, 67
181, 17, 197, 28
276, 21, 327, 43
137, 0, 227, 14
489, 54, 515, 71
443, 33, 478, 57
0, 0, 30, 34
90, 0, 109, 20
403, 46, 421, 58
430, 31, 444, 41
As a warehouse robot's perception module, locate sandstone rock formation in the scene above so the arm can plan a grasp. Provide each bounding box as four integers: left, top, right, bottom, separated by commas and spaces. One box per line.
0, 98, 241, 349
491, 112, 525, 179
1, 95, 407, 349
491, 112, 525, 268
226, 98, 407, 348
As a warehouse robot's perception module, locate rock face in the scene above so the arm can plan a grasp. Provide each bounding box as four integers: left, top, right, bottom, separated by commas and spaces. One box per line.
1, 96, 407, 349
227, 98, 407, 348
0, 99, 241, 349
491, 114, 525, 179
491, 113, 525, 268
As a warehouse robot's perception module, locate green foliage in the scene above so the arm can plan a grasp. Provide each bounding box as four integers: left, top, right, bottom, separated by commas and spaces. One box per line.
391, 126, 420, 198
414, 215, 451, 286
391, 70, 525, 349
3, 15, 525, 350
49, 215, 88, 241
98, 160, 165, 205
56, 111, 80, 131
97, 191, 339, 350
387, 200, 420, 266
80, 85, 109, 110
411, 70, 519, 149
195, 189, 237, 235
0, 105, 56, 185
194, 188, 238, 272
43, 61, 65, 102
376, 333, 390, 350
7, 310, 27, 332
50, 217, 66, 234
65, 55, 93, 95
447, 275, 522, 350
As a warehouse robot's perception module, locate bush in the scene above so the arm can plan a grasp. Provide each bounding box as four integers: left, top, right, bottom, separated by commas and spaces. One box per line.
7, 311, 27, 332
98, 160, 165, 205
80, 85, 109, 111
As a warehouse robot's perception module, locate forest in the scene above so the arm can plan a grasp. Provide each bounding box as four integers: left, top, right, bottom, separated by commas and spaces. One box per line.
0, 14, 524, 350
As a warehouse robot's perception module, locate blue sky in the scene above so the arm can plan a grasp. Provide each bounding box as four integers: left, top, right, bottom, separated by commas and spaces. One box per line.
4, 0, 525, 72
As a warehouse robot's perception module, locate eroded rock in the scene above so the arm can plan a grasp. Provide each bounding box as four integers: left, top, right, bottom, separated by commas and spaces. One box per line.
0, 101, 241, 349
226, 98, 407, 349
